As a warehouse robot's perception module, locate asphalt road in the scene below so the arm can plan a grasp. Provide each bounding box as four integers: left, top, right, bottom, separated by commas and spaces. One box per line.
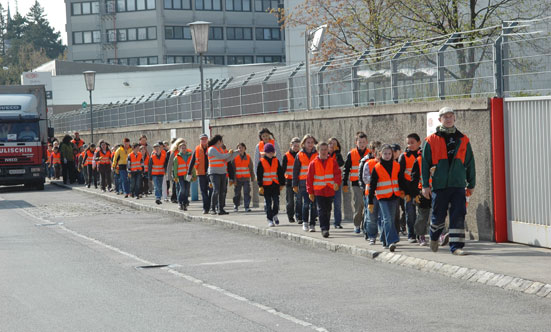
1, 184, 550, 332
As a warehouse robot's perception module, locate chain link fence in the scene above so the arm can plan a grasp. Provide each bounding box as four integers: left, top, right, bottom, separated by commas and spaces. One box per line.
52, 17, 551, 133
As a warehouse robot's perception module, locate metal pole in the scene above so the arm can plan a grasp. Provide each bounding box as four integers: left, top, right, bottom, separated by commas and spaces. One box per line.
89, 90, 94, 144
200, 53, 205, 134
305, 30, 311, 111
209, 78, 214, 119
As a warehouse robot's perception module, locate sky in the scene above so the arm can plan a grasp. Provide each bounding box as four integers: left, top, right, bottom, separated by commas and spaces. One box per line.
1, 0, 67, 44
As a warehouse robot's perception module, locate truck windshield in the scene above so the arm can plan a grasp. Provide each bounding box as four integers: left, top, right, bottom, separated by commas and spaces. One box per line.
0, 122, 40, 142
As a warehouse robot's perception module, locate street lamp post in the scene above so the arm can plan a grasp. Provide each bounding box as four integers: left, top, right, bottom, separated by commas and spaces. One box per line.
304, 25, 326, 111
189, 21, 211, 135
83, 71, 96, 143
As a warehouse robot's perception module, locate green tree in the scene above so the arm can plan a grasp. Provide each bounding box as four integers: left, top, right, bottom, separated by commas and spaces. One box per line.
24, 1, 65, 59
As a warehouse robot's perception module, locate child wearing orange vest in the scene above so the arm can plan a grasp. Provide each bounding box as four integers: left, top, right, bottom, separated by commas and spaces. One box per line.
328, 137, 345, 228
282, 137, 301, 223
95, 141, 113, 192
398, 133, 422, 243
292, 134, 318, 232
127, 143, 144, 199
343, 131, 370, 234
359, 141, 381, 244
230, 143, 255, 212
84, 144, 98, 189
149, 143, 168, 204
173, 141, 194, 210
254, 128, 282, 176
51, 146, 62, 179
139, 145, 150, 197
411, 146, 431, 246
46, 143, 53, 179
368, 144, 407, 252
306, 142, 342, 237
257, 143, 285, 227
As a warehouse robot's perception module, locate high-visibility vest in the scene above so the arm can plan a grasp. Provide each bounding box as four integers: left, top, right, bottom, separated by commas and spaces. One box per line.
417, 155, 432, 189
349, 148, 369, 181
298, 151, 318, 180
46, 150, 52, 164
176, 154, 189, 176
312, 157, 335, 191
84, 150, 94, 166
194, 145, 207, 175
143, 153, 150, 169
260, 158, 279, 186
129, 152, 143, 172
426, 134, 470, 165
258, 139, 275, 157
208, 146, 226, 170
403, 152, 417, 181
284, 151, 295, 180
150, 152, 166, 175
234, 153, 251, 179
374, 161, 402, 200
364, 159, 378, 196
52, 152, 61, 164
97, 150, 112, 165
71, 139, 84, 149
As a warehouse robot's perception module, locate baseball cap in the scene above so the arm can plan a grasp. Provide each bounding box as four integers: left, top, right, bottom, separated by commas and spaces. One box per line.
199, 133, 208, 139
264, 143, 275, 153
438, 107, 454, 117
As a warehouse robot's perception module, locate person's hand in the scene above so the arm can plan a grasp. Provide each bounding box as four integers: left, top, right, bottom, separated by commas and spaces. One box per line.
259, 187, 264, 195
368, 204, 374, 214
414, 195, 421, 204
208, 182, 213, 189
280, 185, 284, 192
343, 185, 349, 193
174, 177, 179, 183
422, 187, 431, 200
128, 174, 131, 178
466, 188, 474, 196
405, 194, 411, 203
229, 180, 234, 186
293, 186, 299, 193
228, 149, 234, 154
333, 183, 339, 191
185, 175, 192, 182
309, 194, 315, 202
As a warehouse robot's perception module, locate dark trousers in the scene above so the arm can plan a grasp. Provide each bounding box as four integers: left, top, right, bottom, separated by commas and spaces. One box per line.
62, 161, 75, 184
233, 179, 251, 209
264, 191, 280, 221
209, 174, 227, 212
430, 187, 466, 252
177, 177, 191, 205
98, 164, 112, 190
54, 164, 61, 179
142, 174, 149, 195
198, 175, 213, 212
130, 171, 142, 197
286, 183, 302, 221
300, 182, 317, 225
316, 195, 334, 231
171, 181, 177, 202
87, 165, 98, 187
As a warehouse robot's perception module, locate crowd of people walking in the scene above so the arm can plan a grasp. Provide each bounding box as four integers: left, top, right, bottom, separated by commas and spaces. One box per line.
46, 107, 476, 255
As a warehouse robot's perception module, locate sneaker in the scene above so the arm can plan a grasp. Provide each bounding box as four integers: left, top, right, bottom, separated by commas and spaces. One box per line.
297, 220, 303, 225
302, 223, 309, 231
136, 196, 140, 199
155, 200, 161, 205
273, 215, 279, 225
452, 249, 467, 256
309, 225, 315, 232
430, 240, 439, 252
179, 204, 184, 210
124, 194, 129, 198
288, 217, 295, 223
234, 206, 238, 212
268, 221, 275, 227
440, 233, 450, 246
245, 208, 251, 212
389, 243, 396, 252
368, 238, 376, 245
203, 210, 209, 214
335, 225, 343, 229
322, 230, 329, 238
164, 199, 169, 202
101, 189, 106, 193
184, 206, 187, 211
116, 192, 120, 195
354, 227, 361, 234
86, 184, 90, 188
210, 210, 217, 215
418, 235, 427, 246
408, 238, 417, 244
218, 210, 229, 215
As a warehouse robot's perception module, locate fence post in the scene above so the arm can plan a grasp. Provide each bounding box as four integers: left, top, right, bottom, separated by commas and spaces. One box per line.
352, 50, 370, 107
288, 63, 304, 112
494, 22, 518, 97
262, 67, 277, 113
241, 73, 255, 116
318, 57, 333, 109
391, 42, 411, 104
438, 33, 460, 100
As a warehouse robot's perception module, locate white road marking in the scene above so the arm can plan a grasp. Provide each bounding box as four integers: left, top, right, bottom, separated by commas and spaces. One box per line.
17, 205, 330, 332
198, 259, 261, 266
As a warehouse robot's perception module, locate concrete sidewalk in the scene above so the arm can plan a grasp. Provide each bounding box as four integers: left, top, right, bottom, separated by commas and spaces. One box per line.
49, 181, 551, 299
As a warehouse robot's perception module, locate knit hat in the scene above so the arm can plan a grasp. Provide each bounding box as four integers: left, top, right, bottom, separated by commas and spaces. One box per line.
264, 143, 275, 153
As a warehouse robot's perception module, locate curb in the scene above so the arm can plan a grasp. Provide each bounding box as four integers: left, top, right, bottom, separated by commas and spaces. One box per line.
50, 182, 551, 300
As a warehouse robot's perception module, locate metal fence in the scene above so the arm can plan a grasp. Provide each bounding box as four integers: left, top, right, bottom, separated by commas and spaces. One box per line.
52, 17, 551, 133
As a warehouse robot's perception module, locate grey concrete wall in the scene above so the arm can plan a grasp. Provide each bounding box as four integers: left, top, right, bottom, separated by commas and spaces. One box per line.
78, 97, 494, 240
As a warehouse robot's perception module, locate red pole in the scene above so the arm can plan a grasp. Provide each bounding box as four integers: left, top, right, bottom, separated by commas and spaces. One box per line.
491, 97, 508, 243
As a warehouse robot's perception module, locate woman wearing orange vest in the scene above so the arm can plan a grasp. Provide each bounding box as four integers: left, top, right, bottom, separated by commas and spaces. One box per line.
306, 142, 342, 238
207, 135, 238, 215
360, 141, 381, 244
343, 131, 370, 234
292, 134, 318, 232
188, 134, 212, 214
230, 143, 255, 212
148, 143, 168, 205
127, 143, 144, 199
328, 137, 345, 229
51, 146, 62, 179
282, 137, 301, 223
95, 141, 113, 192
173, 141, 194, 210
46, 143, 53, 179
254, 128, 282, 176
368, 144, 407, 252
84, 143, 98, 189
257, 143, 285, 227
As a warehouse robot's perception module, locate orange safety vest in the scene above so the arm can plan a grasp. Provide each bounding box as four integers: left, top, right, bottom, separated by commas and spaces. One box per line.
284, 151, 295, 180
208, 146, 226, 170
84, 150, 94, 166
349, 148, 369, 181
260, 158, 279, 186
71, 139, 84, 149
234, 154, 251, 179
297, 151, 318, 180
417, 155, 432, 189
52, 152, 61, 164
374, 161, 402, 200
97, 150, 112, 165
129, 152, 143, 172
46, 150, 52, 164
194, 145, 207, 175
176, 154, 189, 176
150, 152, 166, 175
312, 157, 335, 191
143, 153, 150, 169
364, 159, 378, 196
426, 134, 470, 165
402, 153, 416, 181
258, 139, 275, 157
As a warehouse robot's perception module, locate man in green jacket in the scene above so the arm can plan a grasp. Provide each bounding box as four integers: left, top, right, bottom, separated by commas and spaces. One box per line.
421, 107, 476, 256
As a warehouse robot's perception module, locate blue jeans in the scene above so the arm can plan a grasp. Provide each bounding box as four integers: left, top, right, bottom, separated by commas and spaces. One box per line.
300, 182, 317, 226
178, 177, 191, 205
264, 192, 280, 221
430, 188, 466, 252
379, 198, 400, 247
119, 168, 130, 194
152, 175, 163, 200
130, 171, 142, 197
114, 172, 120, 193
198, 175, 213, 212
333, 186, 342, 226
364, 197, 380, 239
405, 199, 417, 239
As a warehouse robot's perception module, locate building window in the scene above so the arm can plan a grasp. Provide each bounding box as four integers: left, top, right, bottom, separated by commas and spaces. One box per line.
225, 0, 251, 11
255, 0, 281, 12
107, 29, 117, 42
166, 56, 195, 64
255, 27, 281, 40
118, 29, 127, 41
137, 27, 147, 40
128, 28, 137, 40
164, 0, 192, 9
195, 0, 222, 11
115, 0, 155, 12
165, 26, 192, 40
147, 27, 157, 39
93, 30, 101, 43
109, 56, 159, 65
72, 2, 100, 15
227, 56, 253, 65
226, 27, 252, 40
209, 27, 224, 40
204, 56, 225, 65
73, 32, 83, 44
72, 3, 82, 15
73, 30, 101, 44
256, 55, 282, 63
106, 27, 156, 42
